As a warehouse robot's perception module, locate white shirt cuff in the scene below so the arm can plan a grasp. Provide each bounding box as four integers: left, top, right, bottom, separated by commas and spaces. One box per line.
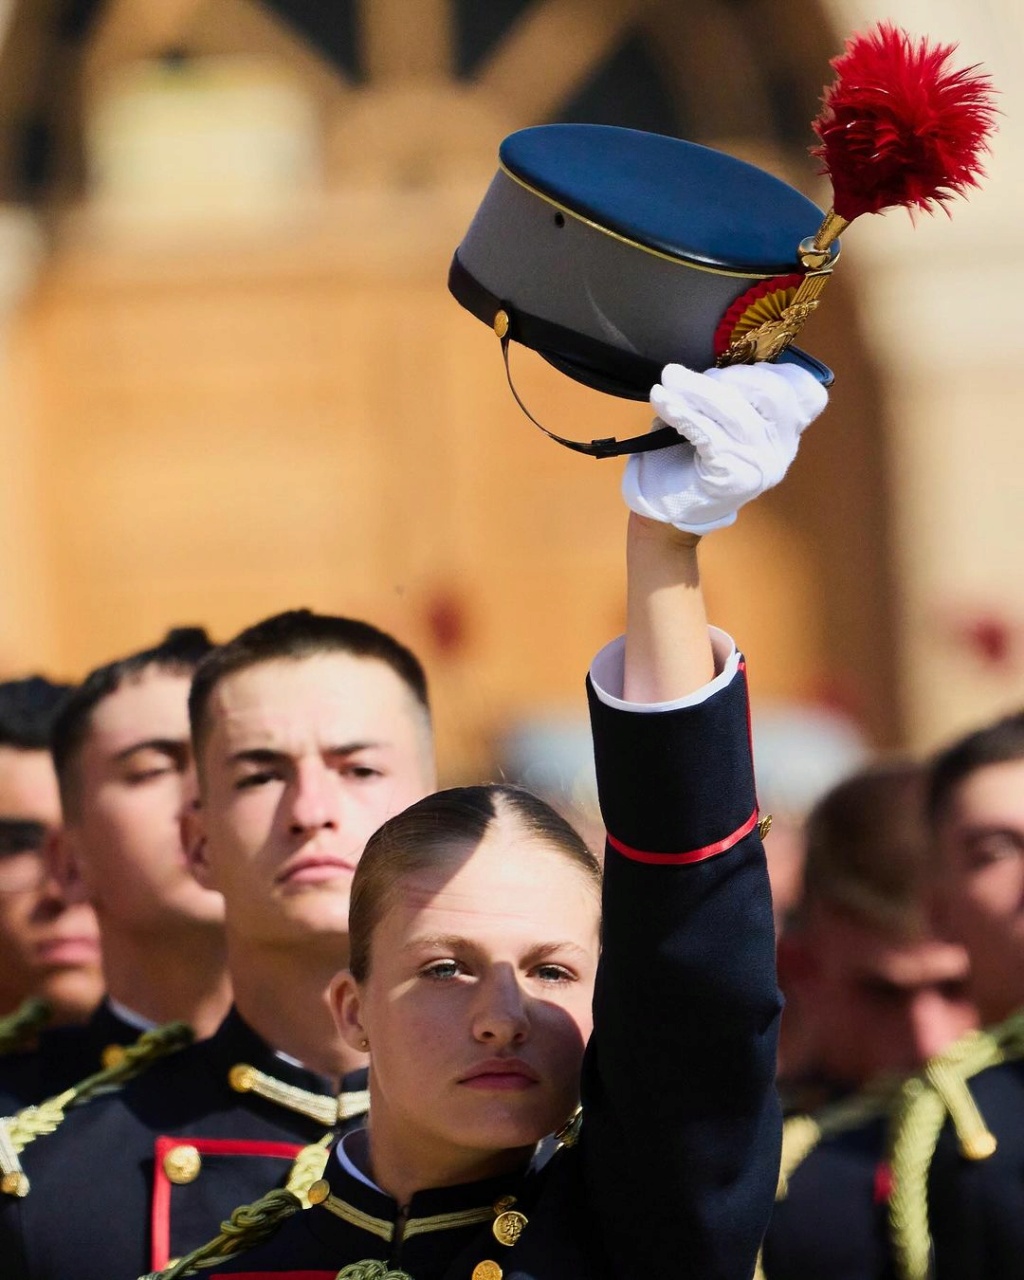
589, 626, 739, 712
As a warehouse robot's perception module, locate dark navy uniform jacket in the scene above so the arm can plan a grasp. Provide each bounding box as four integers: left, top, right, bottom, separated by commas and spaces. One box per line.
0, 1000, 141, 1112
195, 659, 784, 1280
761, 1115, 894, 1280
0, 1007, 368, 1278
927, 1058, 1024, 1280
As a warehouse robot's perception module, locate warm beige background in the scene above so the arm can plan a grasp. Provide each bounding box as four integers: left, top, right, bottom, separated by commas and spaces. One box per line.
0, 0, 1019, 780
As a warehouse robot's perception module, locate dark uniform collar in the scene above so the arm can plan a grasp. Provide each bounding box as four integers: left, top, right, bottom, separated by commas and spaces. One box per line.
302, 1141, 535, 1279
89, 998, 144, 1048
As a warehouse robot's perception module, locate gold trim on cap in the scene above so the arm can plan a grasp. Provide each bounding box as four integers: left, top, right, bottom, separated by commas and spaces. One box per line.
498, 162, 803, 280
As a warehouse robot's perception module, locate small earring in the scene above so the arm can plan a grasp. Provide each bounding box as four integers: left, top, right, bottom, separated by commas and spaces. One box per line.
360, 1038, 369, 1051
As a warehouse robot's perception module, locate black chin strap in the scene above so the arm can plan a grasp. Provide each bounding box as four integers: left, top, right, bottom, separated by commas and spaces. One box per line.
498, 332, 679, 459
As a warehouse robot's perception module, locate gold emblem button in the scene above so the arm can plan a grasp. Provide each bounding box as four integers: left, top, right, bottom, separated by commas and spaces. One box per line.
306, 1177, 330, 1205
472, 1262, 503, 1280
163, 1144, 202, 1184
493, 309, 510, 339
492, 1209, 528, 1247
1, 1170, 29, 1197
228, 1064, 256, 1093
758, 814, 773, 840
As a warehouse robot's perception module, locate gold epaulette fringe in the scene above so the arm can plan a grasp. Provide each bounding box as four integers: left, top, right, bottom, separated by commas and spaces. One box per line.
0, 1020, 193, 1197
888, 1015, 1024, 1280
138, 1186, 304, 1279
0, 998, 51, 1056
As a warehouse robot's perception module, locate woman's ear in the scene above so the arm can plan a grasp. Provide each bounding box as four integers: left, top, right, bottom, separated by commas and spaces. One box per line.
183, 803, 216, 890
330, 970, 369, 1054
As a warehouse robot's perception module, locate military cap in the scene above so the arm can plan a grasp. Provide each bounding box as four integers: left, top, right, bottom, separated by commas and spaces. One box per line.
449, 124, 835, 456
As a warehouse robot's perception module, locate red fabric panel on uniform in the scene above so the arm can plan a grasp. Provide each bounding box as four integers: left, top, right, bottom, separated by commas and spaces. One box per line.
150, 1135, 305, 1270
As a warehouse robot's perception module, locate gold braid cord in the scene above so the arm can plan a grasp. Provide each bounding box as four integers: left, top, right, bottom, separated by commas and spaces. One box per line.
335, 1265, 413, 1280
228, 1063, 370, 1126
138, 1187, 304, 1280
285, 1133, 333, 1205
887, 1019, 1024, 1280
754, 1081, 901, 1280
2, 1021, 193, 1167
0, 998, 51, 1056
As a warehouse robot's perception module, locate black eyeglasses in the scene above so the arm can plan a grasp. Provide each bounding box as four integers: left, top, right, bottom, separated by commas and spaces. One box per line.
0, 820, 50, 893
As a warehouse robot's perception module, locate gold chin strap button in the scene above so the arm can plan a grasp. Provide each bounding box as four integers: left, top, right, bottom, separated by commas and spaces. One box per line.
228, 1064, 256, 1093
163, 1144, 202, 1185
493, 309, 510, 339
306, 1178, 330, 1205
472, 1262, 503, 1280
101, 1043, 127, 1069
1, 1171, 29, 1197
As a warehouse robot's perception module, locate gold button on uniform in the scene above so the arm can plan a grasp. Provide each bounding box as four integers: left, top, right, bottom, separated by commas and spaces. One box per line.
228, 1064, 256, 1093
492, 1209, 528, 1247
101, 1043, 126, 1069
472, 1262, 503, 1280
306, 1178, 330, 1205
1, 1170, 29, 1197
163, 1144, 202, 1184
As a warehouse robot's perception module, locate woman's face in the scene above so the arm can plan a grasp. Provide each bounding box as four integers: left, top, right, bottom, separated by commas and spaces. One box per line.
334, 814, 600, 1181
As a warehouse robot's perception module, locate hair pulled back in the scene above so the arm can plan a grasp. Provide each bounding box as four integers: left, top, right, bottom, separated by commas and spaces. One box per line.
348, 784, 601, 982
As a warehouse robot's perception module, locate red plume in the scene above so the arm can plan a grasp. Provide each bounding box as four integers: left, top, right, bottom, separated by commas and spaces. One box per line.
811, 22, 997, 222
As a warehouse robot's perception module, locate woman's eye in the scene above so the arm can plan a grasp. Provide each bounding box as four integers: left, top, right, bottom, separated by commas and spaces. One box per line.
421, 960, 463, 981
533, 964, 575, 984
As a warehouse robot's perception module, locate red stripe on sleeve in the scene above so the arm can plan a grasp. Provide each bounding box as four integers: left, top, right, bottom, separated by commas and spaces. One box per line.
607, 807, 759, 865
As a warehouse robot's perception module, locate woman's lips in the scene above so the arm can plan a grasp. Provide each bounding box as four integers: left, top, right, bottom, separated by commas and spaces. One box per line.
459, 1060, 540, 1091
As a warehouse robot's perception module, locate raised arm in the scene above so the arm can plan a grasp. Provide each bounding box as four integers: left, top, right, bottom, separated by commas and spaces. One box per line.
580, 360, 828, 1280
623, 517, 711, 703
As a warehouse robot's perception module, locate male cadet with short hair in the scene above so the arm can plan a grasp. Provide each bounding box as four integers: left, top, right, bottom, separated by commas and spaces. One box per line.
0, 677, 103, 1037
885, 712, 1024, 1280
778, 760, 977, 1101
760, 762, 979, 1280
0, 611, 438, 1279
0, 629, 229, 1111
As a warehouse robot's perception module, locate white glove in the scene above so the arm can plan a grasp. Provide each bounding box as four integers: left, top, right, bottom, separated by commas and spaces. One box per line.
622, 361, 828, 534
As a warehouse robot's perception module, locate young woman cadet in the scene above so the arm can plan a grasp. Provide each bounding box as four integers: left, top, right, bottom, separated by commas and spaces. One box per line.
150, 359, 827, 1280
